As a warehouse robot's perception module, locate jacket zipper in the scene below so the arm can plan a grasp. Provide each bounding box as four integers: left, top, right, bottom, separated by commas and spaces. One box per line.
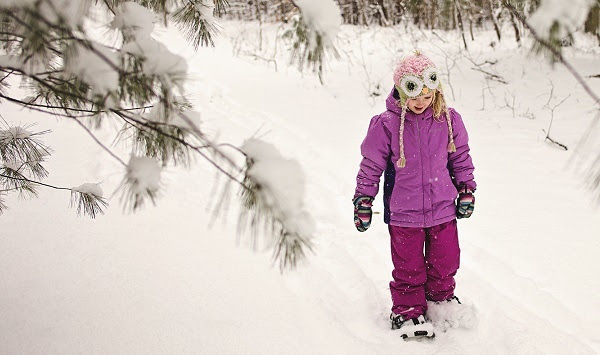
415, 116, 427, 226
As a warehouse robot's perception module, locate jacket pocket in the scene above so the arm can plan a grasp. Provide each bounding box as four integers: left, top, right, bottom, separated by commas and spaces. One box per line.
431, 168, 457, 220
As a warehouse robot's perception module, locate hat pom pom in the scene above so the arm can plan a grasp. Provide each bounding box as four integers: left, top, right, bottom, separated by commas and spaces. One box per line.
397, 157, 406, 168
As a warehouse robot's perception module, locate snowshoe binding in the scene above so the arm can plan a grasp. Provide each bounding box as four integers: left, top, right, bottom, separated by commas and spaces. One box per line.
390, 314, 435, 340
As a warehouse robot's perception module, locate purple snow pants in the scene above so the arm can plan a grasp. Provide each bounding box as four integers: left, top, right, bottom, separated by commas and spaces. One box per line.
388, 219, 460, 319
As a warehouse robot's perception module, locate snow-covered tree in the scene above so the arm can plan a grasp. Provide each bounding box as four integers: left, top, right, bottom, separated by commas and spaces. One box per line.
0, 0, 340, 269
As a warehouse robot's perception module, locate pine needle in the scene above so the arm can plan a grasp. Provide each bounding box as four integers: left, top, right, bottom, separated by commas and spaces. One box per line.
69, 190, 108, 218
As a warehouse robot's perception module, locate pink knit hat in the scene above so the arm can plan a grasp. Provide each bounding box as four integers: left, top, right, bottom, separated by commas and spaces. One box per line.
393, 52, 456, 168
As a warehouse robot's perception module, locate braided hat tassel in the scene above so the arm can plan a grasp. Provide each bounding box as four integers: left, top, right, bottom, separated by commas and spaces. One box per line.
397, 105, 407, 168
445, 106, 456, 153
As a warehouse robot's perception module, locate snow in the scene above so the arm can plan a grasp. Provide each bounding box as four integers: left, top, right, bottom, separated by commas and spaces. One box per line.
121, 36, 188, 88
0, 127, 32, 141
426, 299, 478, 331
71, 183, 103, 198
125, 156, 161, 195
1, 18, 600, 354
529, 0, 596, 38
110, 1, 187, 90
64, 43, 119, 96
293, 0, 341, 46
145, 98, 200, 130
0, 55, 24, 71
0, 55, 47, 76
0, 0, 37, 8
240, 138, 314, 239
111, 2, 156, 39
0, 0, 92, 27
195, 2, 216, 27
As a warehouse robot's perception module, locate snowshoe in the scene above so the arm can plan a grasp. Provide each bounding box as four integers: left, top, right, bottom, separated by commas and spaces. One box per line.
390, 314, 435, 340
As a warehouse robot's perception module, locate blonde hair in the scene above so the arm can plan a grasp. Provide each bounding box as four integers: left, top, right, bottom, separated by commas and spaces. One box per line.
394, 89, 456, 169
396, 89, 447, 120
431, 90, 446, 120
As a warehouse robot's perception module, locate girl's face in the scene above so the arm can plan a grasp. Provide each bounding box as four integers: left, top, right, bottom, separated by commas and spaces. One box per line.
407, 93, 434, 114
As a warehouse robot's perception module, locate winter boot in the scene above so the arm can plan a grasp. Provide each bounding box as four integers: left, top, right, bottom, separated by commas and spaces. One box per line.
390, 313, 435, 339
445, 295, 461, 305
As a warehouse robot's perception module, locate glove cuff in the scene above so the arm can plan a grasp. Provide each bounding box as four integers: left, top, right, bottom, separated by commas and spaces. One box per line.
353, 195, 374, 206
458, 185, 474, 194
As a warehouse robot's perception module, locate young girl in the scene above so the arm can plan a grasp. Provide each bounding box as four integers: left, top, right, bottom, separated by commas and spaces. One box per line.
353, 52, 476, 339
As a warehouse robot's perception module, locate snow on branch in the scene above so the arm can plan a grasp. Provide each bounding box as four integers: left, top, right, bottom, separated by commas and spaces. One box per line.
118, 155, 162, 212
0, 0, 244, 221
120, 33, 188, 92
529, 0, 596, 42
1, 0, 93, 27
292, 0, 341, 47
64, 42, 120, 97
70, 183, 108, 218
111, 1, 156, 41
284, 0, 342, 83
0, 126, 51, 181
239, 139, 314, 270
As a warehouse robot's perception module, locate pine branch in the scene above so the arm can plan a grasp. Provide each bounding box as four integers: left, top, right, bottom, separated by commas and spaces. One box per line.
0, 126, 51, 167
0, 173, 67, 192
70, 188, 108, 218
173, 0, 220, 49
0, 169, 38, 197
0, 191, 7, 215
114, 110, 245, 185
213, 0, 230, 17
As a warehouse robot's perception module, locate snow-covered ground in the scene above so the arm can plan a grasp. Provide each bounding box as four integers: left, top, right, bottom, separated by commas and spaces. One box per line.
1, 20, 600, 353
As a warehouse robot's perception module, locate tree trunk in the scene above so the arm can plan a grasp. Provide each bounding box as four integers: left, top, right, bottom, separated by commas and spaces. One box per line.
378, 0, 390, 26
489, 0, 502, 42
455, 0, 468, 50
469, 17, 475, 41
509, 10, 521, 45
431, 0, 437, 29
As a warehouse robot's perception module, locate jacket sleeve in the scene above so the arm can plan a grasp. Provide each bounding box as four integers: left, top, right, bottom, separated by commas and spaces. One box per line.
354, 115, 392, 198
447, 109, 477, 191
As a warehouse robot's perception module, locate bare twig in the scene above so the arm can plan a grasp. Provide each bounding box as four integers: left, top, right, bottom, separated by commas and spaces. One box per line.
501, 90, 517, 117
470, 66, 508, 84
241, 51, 278, 71
543, 81, 570, 150
542, 129, 568, 150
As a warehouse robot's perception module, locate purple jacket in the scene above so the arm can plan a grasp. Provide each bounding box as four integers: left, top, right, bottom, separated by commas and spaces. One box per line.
355, 88, 476, 228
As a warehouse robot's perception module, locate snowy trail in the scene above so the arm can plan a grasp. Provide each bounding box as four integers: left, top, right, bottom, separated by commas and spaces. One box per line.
183, 28, 600, 352
1, 22, 599, 353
